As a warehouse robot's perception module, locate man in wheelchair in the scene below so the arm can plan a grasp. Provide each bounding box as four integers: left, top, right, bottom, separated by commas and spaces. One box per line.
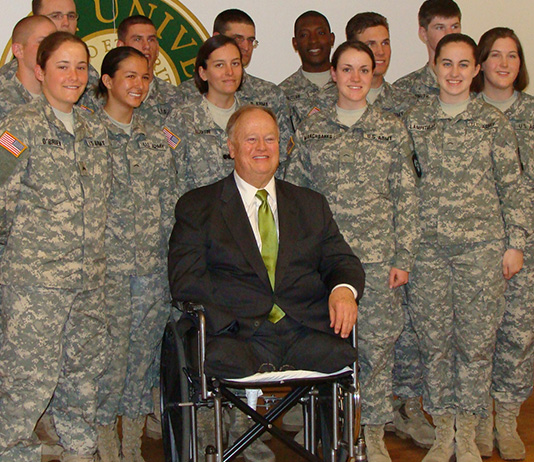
166, 105, 365, 462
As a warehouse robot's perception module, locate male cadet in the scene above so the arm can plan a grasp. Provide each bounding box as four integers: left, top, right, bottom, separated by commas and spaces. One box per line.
117, 15, 183, 127
345, 12, 432, 451
0, 0, 100, 111
177, 9, 293, 158
0, 16, 56, 120
345, 13, 416, 118
278, 11, 335, 130
393, 0, 461, 99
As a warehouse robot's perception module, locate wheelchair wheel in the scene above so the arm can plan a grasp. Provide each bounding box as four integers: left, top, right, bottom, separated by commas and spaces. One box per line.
160, 321, 192, 462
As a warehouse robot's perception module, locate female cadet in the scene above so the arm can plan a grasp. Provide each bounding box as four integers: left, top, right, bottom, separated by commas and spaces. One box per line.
0, 32, 110, 462
471, 28, 533, 461
165, 34, 243, 196
404, 33, 530, 462
285, 41, 419, 462
93, 47, 176, 462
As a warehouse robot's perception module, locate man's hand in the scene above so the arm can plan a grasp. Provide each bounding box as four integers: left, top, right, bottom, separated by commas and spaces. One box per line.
389, 267, 409, 288
503, 248, 523, 280
329, 287, 358, 338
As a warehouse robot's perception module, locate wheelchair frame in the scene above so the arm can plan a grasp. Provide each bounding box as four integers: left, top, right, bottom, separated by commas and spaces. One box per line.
160, 302, 366, 462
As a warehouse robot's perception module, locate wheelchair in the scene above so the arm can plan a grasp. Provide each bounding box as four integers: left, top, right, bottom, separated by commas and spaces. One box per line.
160, 302, 366, 462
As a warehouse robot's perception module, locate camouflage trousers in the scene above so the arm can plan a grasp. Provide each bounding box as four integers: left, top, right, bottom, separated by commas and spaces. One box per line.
96, 272, 171, 424
0, 284, 109, 462
358, 262, 404, 425
409, 240, 506, 417
392, 286, 424, 399
492, 241, 534, 404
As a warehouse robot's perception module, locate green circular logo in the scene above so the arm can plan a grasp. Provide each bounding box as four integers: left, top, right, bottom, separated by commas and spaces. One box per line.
1, 0, 209, 85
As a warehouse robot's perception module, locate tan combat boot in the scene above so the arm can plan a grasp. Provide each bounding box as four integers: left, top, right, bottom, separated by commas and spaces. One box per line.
96, 421, 121, 462
494, 401, 526, 460
364, 425, 391, 462
393, 397, 435, 448
422, 414, 455, 462
122, 416, 147, 462
456, 412, 482, 462
475, 409, 494, 457
35, 413, 64, 462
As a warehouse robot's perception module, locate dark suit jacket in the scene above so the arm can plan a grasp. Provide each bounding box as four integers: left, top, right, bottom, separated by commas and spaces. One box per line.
168, 173, 365, 339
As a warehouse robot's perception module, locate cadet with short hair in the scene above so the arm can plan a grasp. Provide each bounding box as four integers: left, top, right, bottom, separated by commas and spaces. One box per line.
394, 0, 461, 99
117, 15, 184, 127
346, 12, 416, 118
0, 0, 100, 111
0, 16, 56, 120
278, 11, 335, 129
472, 27, 533, 461
0, 32, 111, 462
177, 9, 293, 160
404, 33, 531, 462
286, 41, 419, 462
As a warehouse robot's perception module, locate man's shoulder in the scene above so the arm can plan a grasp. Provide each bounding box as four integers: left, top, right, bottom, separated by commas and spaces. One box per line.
277, 178, 326, 205
0, 59, 18, 80
278, 69, 303, 92
243, 72, 284, 97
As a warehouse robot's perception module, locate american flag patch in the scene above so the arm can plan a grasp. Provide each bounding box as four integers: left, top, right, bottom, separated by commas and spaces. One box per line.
79, 104, 94, 113
0, 131, 27, 158
307, 106, 321, 117
163, 127, 180, 149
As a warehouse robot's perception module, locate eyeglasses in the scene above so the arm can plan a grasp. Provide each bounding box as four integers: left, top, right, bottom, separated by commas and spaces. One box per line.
231, 35, 259, 49
46, 12, 79, 22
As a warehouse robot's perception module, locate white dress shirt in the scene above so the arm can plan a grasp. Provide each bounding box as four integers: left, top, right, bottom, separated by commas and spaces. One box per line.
233, 171, 357, 299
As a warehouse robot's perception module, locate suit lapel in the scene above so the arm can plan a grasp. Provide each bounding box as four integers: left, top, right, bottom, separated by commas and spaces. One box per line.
274, 180, 298, 291
220, 175, 272, 290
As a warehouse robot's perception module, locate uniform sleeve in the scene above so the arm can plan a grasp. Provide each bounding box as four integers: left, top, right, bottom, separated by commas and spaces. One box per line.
158, 143, 179, 255
0, 121, 30, 244
389, 124, 420, 272
164, 109, 191, 198
283, 128, 312, 188
492, 115, 532, 250
271, 87, 295, 166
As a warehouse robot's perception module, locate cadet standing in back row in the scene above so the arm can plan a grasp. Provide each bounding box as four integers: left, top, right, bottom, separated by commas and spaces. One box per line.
286, 41, 419, 462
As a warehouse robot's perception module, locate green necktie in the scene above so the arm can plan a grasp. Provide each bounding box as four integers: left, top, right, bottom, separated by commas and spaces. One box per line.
256, 189, 285, 323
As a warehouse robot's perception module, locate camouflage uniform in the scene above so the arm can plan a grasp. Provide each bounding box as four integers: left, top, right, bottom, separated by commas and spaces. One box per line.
176, 71, 293, 159
392, 63, 439, 402
393, 63, 440, 100
290, 80, 415, 130
165, 95, 242, 196
485, 92, 534, 405
136, 76, 183, 128
0, 58, 101, 112
0, 73, 33, 120
285, 103, 419, 424
404, 96, 531, 417
0, 97, 111, 461
278, 67, 333, 130
96, 111, 176, 425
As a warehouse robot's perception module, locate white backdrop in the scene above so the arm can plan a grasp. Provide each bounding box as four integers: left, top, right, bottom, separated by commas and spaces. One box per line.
1, 0, 532, 93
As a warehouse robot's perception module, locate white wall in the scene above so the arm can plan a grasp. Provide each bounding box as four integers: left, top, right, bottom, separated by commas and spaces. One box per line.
1, 0, 533, 93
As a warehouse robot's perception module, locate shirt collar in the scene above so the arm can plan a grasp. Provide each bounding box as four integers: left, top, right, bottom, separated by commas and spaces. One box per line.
233, 170, 277, 209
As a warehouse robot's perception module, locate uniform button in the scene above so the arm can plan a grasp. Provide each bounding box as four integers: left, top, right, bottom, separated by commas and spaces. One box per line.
254, 321, 260, 327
